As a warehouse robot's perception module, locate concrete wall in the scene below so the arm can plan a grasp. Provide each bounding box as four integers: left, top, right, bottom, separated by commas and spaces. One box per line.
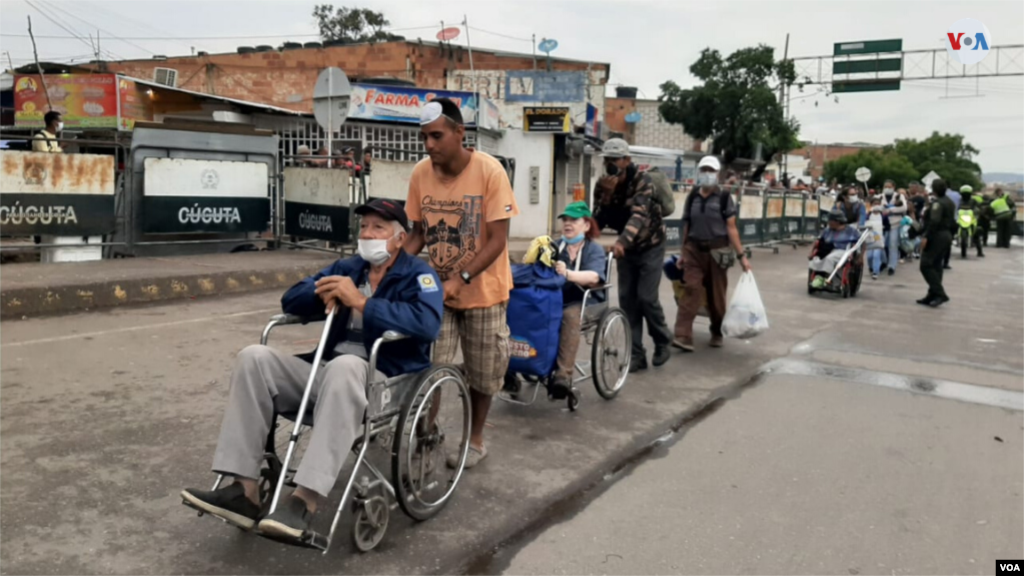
447, 68, 607, 131
495, 129, 554, 239
603, 97, 698, 150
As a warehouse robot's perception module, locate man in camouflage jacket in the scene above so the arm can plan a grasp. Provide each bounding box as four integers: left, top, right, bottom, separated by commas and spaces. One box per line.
602, 138, 673, 372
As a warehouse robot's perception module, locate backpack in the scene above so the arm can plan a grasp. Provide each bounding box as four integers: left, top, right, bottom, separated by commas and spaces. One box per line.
506, 263, 565, 378
645, 167, 676, 216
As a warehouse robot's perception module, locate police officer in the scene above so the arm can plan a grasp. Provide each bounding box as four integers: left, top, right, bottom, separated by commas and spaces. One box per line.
992, 187, 1017, 248
918, 179, 956, 308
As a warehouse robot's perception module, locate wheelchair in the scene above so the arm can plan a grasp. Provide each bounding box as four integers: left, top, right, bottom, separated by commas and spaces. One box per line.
498, 251, 632, 411
182, 309, 472, 554
807, 229, 870, 299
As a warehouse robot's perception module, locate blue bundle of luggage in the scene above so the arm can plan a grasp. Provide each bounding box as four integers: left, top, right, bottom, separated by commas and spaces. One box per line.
506, 262, 565, 378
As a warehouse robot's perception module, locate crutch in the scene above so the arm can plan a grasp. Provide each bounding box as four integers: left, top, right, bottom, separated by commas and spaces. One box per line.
267, 307, 337, 515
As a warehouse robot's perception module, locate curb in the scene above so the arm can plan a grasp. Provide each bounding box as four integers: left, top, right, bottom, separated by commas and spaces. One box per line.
0, 264, 326, 320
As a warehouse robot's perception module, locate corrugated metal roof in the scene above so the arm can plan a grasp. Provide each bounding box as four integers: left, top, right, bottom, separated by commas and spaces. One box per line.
119, 75, 306, 116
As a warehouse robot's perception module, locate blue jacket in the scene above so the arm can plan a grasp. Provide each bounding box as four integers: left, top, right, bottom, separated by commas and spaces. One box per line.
280, 250, 443, 378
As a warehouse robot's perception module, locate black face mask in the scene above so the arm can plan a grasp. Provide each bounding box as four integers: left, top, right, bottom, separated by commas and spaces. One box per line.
605, 163, 619, 177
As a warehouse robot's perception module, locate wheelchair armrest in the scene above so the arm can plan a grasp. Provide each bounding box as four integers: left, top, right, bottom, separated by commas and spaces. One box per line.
261, 313, 327, 346
381, 330, 409, 342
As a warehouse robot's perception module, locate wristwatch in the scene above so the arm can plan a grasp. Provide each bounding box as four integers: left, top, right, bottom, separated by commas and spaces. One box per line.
459, 271, 472, 284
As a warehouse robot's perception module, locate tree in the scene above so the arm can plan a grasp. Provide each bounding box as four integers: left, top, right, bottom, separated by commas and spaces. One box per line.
823, 149, 919, 190
312, 5, 400, 44
658, 45, 800, 181
886, 132, 983, 191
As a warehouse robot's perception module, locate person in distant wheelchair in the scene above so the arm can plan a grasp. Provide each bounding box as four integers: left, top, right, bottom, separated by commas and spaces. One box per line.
181, 199, 443, 543
550, 201, 608, 399
809, 211, 862, 289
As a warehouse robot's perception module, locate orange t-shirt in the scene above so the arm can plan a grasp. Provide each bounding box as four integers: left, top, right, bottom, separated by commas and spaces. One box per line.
406, 150, 520, 310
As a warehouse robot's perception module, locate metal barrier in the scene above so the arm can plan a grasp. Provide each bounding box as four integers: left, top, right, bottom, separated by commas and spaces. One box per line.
0, 135, 131, 261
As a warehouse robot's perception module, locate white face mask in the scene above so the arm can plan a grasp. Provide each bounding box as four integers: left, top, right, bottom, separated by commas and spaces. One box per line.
698, 172, 718, 187
357, 238, 391, 265
883, 187, 894, 196
55, 122, 64, 132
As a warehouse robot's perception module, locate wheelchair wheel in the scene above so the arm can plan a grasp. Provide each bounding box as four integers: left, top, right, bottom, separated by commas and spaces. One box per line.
591, 307, 631, 400
392, 364, 471, 521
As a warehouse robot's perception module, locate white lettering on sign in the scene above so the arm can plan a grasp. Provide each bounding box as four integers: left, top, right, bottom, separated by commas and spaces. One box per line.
298, 211, 333, 232
177, 205, 242, 225
509, 338, 537, 359
840, 42, 865, 50
0, 202, 78, 225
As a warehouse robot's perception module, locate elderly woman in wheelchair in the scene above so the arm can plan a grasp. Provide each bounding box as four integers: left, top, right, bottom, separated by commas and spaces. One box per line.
181, 199, 454, 550
549, 202, 609, 399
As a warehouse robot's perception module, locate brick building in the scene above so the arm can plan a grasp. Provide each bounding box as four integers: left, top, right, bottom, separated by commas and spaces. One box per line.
790, 142, 882, 180
83, 40, 609, 117
604, 93, 700, 151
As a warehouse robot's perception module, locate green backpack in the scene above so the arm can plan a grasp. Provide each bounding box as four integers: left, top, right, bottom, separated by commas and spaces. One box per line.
645, 167, 676, 216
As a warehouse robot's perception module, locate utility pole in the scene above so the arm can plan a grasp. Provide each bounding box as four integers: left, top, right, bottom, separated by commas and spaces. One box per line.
532, 34, 537, 70
27, 15, 53, 111
780, 32, 790, 184
462, 15, 475, 93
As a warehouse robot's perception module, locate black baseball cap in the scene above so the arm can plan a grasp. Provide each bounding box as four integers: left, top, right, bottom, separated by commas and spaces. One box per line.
355, 198, 408, 231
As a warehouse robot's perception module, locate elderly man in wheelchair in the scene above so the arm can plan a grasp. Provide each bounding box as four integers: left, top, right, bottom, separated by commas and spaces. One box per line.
808, 210, 866, 293
181, 198, 445, 546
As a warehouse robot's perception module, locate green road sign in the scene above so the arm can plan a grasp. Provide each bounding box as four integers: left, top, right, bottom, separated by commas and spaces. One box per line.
833, 39, 903, 56
832, 79, 901, 93
833, 58, 902, 75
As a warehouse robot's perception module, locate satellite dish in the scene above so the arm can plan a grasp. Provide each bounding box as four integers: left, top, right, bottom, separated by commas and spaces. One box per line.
538, 38, 558, 54
436, 27, 461, 41
625, 111, 642, 124
313, 67, 351, 133
855, 166, 872, 183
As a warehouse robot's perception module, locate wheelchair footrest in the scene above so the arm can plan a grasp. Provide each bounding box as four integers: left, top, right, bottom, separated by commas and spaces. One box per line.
256, 528, 328, 551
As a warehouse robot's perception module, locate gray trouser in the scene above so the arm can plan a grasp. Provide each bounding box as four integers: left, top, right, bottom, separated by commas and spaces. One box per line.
617, 243, 672, 358
212, 344, 383, 498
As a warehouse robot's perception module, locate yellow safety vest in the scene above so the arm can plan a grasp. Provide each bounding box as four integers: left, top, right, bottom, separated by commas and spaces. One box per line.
991, 196, 1011, 216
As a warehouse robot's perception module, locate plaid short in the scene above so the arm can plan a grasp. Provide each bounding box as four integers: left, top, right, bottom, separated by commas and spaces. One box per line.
433, 302, 510, 396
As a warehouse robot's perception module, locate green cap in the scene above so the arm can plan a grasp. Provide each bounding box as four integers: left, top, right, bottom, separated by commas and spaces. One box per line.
558, 201, 592, 220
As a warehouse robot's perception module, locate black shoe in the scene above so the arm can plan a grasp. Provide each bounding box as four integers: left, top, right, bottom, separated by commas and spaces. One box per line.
888, 268, 895, 276
928, 296, 950, 308
652, 345, 671, 367
547, 377, 570, 400
943, 265, 952, 270
181, 483, 261, 530
978, 253, 985, 258
258, 495, 313, 541
916, 297, 933, 306
629, 356, 648, 373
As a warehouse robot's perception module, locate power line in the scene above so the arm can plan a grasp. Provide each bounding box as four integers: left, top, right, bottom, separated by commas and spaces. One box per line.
0, 25, 441, 42
37, 0, 155, 56
22, 0, 97, 55
25, 0, 124, 60
467, 25, 532, 43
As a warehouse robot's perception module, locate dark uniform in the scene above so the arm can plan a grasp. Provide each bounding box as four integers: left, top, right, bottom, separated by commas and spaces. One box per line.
616, 167, 673, 365
920, 195, 956, 303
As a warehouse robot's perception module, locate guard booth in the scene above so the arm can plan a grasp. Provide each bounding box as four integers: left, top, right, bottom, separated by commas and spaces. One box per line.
282, 167, 352, 245
123, 121, 278, 256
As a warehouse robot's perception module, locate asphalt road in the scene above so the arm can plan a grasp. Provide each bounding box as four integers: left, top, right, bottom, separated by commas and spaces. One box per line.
492, 243, 1024, 576
2, 241, 1021, 575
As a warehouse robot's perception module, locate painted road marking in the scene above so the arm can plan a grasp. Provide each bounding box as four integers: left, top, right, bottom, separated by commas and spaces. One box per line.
764, 357, 1024, 411
2, 308, 279, 348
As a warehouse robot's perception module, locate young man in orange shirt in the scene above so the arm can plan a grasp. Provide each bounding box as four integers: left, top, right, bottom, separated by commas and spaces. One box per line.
404, 98, 519, 468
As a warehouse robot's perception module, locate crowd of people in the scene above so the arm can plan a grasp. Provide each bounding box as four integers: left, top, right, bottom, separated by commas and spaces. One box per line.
179, 99, 1016, 543
292, 144, 372, 175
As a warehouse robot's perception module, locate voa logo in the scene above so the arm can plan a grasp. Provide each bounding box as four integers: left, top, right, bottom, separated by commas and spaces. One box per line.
946, 18, 992, 65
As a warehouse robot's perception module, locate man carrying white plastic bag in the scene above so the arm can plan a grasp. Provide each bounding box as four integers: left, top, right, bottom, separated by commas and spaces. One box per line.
721, 272, 769, 339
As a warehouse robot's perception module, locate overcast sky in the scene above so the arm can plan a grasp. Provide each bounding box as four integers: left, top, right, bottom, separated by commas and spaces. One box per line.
2, 0, 1022, 172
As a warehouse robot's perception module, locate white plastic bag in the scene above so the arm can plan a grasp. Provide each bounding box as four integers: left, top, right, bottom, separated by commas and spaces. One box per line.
722, 272, 769, 339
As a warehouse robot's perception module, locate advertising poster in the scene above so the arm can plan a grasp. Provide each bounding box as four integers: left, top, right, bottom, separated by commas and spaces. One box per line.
14, 74, 118, 128
349, 84, 478, 126
117, 77, 154, 131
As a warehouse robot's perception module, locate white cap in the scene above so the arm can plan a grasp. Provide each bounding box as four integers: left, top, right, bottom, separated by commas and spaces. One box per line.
601, 138, 631, 158
698, 156, 721, 171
